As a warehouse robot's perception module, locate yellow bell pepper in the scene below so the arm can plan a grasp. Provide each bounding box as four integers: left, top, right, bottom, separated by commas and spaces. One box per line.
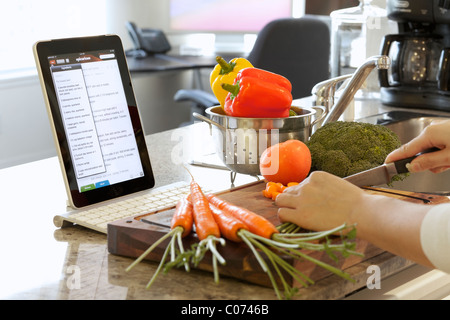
210, 56, 253, 108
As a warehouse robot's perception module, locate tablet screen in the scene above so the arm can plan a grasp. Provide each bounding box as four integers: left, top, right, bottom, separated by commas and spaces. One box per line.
34, 36, 154, 208
49, 49, 145, 192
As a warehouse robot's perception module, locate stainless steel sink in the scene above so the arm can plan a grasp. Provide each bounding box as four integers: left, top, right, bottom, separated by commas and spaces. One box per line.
357, 111, 450, 195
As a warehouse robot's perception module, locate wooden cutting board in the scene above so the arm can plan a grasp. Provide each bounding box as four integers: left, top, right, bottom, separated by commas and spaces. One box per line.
107, 180, 449, 291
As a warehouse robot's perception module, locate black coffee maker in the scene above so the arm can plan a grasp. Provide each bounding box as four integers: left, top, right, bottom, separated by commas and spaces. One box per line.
379, 0, 450, 111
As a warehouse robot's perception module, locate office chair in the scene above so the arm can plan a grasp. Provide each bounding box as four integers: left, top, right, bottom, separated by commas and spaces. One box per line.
174, 16, 331, 121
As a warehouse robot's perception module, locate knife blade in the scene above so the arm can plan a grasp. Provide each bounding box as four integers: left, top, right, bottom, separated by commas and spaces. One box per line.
344, 147, 439, 187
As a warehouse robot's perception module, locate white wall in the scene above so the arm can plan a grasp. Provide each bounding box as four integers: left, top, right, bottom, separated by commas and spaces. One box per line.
0, 76, 55, 169
106, 0, 170, 50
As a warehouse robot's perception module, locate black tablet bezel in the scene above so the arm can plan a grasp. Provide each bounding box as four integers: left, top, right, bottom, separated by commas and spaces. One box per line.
34, 35, 155, 208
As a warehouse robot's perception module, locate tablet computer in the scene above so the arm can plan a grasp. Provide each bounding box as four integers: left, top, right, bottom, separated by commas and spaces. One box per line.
34, 35, 155, 208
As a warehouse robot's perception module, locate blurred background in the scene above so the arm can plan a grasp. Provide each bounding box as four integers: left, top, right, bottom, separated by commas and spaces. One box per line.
0, 0, 382, 169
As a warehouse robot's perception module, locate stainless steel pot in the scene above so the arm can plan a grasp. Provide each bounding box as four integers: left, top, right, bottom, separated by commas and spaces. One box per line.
193, 105, 326, 176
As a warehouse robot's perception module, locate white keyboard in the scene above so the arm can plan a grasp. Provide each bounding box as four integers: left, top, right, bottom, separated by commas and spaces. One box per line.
53, 181, 210, 234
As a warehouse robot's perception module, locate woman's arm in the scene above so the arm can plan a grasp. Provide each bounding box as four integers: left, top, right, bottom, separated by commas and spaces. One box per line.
276, 119, 450, 270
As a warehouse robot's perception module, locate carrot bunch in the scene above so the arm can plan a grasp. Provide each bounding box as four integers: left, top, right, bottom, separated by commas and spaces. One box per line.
204, 194, 362, 299
125, 196, 195, 288
126, 174, 227, 286
126, 172, 362, 299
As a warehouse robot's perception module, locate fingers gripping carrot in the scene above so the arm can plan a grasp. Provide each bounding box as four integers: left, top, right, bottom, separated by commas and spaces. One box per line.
206, 194, 279, 239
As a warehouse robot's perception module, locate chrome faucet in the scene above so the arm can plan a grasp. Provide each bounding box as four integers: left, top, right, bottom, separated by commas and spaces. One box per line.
312, 55, 391, 125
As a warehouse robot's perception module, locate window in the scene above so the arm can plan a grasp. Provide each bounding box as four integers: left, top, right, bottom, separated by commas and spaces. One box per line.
0, 0, 107, 75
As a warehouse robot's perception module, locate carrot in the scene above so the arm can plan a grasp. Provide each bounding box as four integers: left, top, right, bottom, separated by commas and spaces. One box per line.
189, 180, 220, 240
263, 181, 299, 199
184, 167, 225, 283
209, 204, 248, 242
206, 194, 279, 239
271, 191, 281, 201
171, 196, 194, 238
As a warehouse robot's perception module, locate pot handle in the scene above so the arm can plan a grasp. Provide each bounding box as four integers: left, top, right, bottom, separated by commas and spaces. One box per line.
379, 34, 400, 88
311, 105, 327, 127
192, 112, 226, 133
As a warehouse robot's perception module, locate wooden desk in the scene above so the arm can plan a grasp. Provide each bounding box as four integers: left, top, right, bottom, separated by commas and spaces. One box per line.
126, 53, 236, 92
126, 53, 237, 74
126, 54, 215, 73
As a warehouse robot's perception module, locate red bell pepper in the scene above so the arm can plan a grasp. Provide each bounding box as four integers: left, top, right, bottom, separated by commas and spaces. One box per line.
221, 67, 293, 118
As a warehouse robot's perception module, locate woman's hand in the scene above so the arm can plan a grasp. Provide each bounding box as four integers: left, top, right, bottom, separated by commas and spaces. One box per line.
385, 119, 450, 174
275, 171, 366, 232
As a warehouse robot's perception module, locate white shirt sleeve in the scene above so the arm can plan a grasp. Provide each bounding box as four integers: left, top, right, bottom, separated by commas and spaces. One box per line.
420, 203, 450, 274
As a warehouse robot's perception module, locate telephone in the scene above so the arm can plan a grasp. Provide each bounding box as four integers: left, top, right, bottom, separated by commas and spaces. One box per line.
126, 21, 171, 57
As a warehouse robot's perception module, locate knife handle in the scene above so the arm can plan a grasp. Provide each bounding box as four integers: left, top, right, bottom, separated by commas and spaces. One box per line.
394, 147, 440, 174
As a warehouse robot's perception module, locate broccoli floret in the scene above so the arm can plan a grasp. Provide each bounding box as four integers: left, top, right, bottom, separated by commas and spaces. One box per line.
307, 121, 401, 178
388, 172, 411, 187
320, 150, 351, 177
347, 159, 373, 176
